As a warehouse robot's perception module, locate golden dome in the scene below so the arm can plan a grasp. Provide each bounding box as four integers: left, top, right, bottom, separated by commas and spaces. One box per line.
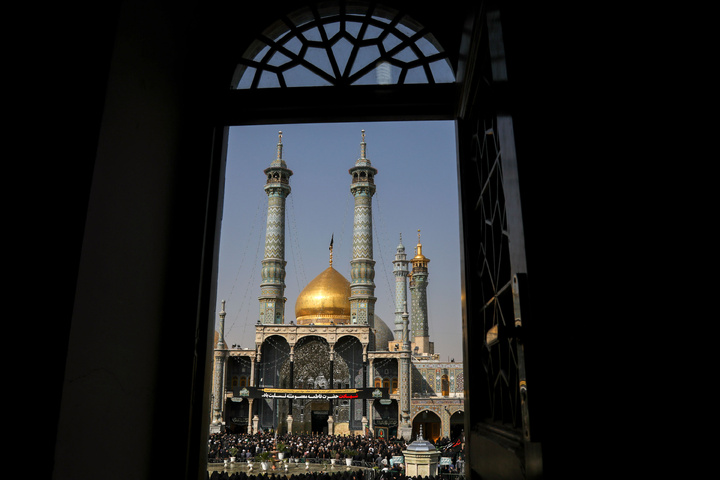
295, 266, 351, 325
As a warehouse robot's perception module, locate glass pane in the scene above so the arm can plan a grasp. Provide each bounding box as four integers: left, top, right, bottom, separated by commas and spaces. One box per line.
306, 46, 333, 77
350, 44, 381, 77
405, 65, 427, 84
415, 35, 440, 55
392, 45, 418, 62
354, 69, 375, 85
382, 33, 402, 52
331, 37, 355, 74
237, 66, 256, 89
268, 50, 292, 67
258, 70, 281, 88
303, 26, 323, 42
345, 20, 362, 38
324, 21, 340, 39
429, 59, 455, 83
285, 64, 333, 87
363, 24, 384, 40
283, 37, 304, 56
395, 23, 416, 38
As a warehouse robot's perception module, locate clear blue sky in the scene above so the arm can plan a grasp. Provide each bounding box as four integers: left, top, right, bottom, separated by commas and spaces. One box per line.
215, 120, 463, 361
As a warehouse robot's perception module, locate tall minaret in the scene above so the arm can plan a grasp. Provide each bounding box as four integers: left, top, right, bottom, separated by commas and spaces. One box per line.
410, 229, 431, 352
259, 132, 293, 324
211, 301, 228, 429
393, 234, 409, 340
397, 302, 412, 440
349, 130, 378, 329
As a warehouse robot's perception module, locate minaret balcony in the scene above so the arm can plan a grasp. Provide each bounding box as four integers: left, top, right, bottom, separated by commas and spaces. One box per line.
265, 177, 290, 185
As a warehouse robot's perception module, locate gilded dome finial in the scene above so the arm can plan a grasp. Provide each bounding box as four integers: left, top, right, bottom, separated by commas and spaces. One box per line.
412, 229, 429, 264
329, 234, 334, 267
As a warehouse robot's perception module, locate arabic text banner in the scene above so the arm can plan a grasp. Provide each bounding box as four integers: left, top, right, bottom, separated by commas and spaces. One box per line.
233, 387, 390, 400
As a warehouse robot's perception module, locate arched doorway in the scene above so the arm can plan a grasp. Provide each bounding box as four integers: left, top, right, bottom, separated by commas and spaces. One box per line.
373, 399, 399, 438
449, 410, 464, 441
334, 335, 366, 432
258, 335, 291, 430
291, 335, 334, 433
224, 397, 250, 434
412, 409, 442, 443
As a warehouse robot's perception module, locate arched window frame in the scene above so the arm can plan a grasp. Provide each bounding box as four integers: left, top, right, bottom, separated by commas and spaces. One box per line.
232, 2, 454, 90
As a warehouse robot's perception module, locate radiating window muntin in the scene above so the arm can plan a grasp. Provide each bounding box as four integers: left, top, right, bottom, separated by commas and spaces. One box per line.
233, 2, 454, 89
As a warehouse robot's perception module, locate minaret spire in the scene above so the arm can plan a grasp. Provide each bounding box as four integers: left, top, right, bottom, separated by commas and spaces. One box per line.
276, 131, 283, 162
360, 129, 367, 159
259, 132, 293, 324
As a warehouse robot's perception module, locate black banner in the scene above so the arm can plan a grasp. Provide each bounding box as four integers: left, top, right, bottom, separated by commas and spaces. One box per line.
233, 387, 389, 400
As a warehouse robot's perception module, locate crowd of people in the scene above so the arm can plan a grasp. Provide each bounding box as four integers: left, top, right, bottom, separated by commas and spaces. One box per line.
207, 431, 464, 477
206, 469, 440, 480
208, 431, 408, 464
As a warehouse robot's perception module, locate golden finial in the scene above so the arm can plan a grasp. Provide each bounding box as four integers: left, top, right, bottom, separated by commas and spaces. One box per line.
329, 234, 334, 267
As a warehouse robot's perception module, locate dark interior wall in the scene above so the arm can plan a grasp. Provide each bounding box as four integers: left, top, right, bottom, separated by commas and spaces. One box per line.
36, 2, 226, 479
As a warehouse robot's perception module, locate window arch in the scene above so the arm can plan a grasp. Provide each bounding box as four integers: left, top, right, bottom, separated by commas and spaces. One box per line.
232, 1, 454, 89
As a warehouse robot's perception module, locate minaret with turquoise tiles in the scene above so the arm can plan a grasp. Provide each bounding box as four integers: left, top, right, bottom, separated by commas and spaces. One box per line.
348, 130, 378, 329
410, 229, 430, 343
393, 234, 409, 340
259, 132, 293, 324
